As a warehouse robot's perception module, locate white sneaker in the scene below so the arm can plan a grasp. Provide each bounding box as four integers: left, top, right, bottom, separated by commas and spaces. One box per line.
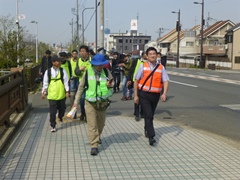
51, 127, 57, 132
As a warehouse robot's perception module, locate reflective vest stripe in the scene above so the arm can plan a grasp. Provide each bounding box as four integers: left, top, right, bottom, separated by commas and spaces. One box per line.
85, 68, 112, 102
138, 62, 163, 93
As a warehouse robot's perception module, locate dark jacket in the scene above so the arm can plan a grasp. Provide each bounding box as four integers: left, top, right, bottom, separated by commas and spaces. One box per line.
40, 56, 52, 76
111, 58, 121, 74
127, 58, 138, 81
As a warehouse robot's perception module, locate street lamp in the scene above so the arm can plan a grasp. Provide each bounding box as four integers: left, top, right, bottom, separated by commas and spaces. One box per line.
31, 21, 38, 63
82, 7, 94, 45
172, 9, 181, 68
194, 0, 204, 68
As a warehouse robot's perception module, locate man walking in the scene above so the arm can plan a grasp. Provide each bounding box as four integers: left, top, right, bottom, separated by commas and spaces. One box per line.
134, 47, 169, 146
39, 50, 52, 78
69, 50, 80, 119
75, 45, 92, 121
73, 54, 113, 155
42, 55, 69, 132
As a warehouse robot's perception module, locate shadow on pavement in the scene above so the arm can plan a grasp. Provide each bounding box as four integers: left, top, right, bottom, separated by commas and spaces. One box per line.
100, 132, 142, 152
155, 125, 183, 143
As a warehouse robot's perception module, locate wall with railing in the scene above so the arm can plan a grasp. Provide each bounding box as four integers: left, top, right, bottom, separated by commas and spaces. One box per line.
0, 69, 28, 127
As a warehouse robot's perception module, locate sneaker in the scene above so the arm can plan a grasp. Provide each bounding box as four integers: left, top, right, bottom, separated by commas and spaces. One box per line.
121, 96, 127, 101
149, 138, 156, 146
127, 96, 132, 100
90, 148, 99, 156
135, 116, 140, 121
80, 113, 85, 121
51, 127, 57, 132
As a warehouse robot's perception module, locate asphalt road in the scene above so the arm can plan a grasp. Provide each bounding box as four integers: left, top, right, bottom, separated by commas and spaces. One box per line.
108, 68, 240, 146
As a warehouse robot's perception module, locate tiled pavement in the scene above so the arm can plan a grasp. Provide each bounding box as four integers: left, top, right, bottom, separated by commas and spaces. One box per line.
1, 110, 240, 180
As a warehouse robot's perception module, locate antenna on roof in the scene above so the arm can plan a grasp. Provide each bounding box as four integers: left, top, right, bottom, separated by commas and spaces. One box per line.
156, 27, 169, 38
206, 12, 217, 28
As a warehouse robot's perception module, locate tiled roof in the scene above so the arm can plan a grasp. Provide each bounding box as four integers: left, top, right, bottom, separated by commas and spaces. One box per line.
190, 25, 201, 31
197, 20, 235, 37
157, 29, 176, 42
158, 25, 199, 43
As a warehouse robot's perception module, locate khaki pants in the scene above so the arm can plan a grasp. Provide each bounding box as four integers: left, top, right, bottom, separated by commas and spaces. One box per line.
85, 101, 106, 148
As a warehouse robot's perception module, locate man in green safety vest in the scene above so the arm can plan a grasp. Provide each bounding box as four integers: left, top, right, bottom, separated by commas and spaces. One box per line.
42, 55, 69, 132
73, 54, 113, 156
69, 49, 80, 119
59, 52, 72, 81
75, 45, 92, 121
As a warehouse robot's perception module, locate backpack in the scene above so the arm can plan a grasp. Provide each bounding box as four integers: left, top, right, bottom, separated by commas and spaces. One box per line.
48, 67, 64, 84
84, 68, 108, 89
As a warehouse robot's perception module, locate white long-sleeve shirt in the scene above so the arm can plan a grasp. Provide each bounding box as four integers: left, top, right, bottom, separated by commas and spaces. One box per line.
42, 67, 69, 94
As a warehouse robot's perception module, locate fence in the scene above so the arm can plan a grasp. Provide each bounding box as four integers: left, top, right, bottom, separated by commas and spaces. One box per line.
0, 69, 28, 127
26, 64, 40, 91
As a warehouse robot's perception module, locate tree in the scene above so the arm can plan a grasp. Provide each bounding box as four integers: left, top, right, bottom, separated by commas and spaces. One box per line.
0, 15, 27, 68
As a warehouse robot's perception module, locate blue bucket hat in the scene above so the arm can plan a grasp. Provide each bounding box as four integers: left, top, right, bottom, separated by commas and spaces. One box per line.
91, 54, 109, 66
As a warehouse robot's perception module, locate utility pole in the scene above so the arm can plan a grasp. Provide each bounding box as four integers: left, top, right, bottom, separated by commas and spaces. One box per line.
76, 0, 79, 45
172, 9, 181, 68
201, 0, 204, 68
16, 0, 20, 66
69, 18, 74, 46
194, 0, 205, 68
176, 10, 180, 68
95, 0, 98, 52
99, 0, 104, 54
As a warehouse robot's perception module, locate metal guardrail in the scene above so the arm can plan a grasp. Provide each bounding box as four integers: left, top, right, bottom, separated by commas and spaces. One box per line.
0, 69, 28, 127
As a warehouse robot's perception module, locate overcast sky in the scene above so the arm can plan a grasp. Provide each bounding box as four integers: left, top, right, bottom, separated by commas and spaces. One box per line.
0, 0, 239, 46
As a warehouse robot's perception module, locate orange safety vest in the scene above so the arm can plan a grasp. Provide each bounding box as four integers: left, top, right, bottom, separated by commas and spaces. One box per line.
138, 62, 163, 93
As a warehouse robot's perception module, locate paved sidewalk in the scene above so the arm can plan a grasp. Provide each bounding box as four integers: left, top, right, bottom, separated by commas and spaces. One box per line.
1, 104, 240, 180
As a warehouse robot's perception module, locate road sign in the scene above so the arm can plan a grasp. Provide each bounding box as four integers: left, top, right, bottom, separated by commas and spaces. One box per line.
104, 28, 110, 34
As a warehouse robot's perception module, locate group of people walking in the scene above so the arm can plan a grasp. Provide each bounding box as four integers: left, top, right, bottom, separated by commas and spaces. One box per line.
40, 46, 169, 155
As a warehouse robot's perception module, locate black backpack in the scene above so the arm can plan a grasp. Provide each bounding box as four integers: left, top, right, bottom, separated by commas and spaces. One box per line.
48, 68, 64, 84
84, 68, 108, 89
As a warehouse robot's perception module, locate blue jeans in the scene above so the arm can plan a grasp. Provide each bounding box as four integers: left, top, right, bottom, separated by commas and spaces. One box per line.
70, 78, 79, 92
122, 75, 133, 97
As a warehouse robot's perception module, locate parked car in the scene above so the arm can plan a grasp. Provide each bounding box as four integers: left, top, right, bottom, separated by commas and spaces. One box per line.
25, 59, 31, 63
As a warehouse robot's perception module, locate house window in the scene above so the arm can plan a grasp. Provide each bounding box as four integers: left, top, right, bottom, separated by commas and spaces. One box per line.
186, 42, 194, 46
139, 39, 142, 43
130, 39, 132, 43
125, 46, 128, 50
126, 39, 128, 43
209, 40, 218, 46
235, 56, 240, 64
133, 39, 137, 43
118, 46, 122, 51
119, 39, 123, 43
144, 40, 148, 44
